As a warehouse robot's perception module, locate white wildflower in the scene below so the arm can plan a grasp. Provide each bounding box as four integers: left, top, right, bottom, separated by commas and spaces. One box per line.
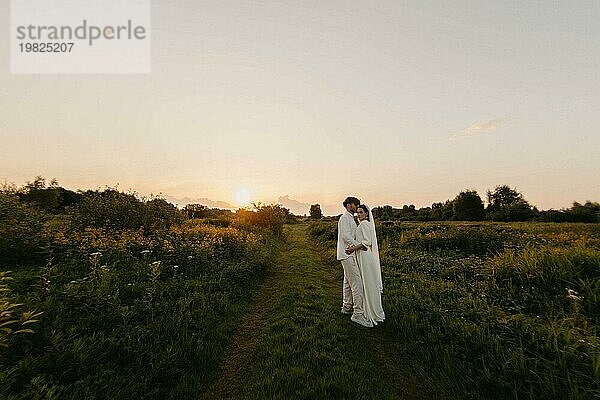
566, 288, 582, 301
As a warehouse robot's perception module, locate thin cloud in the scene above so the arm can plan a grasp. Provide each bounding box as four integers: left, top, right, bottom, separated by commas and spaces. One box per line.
449, 118, 509, 141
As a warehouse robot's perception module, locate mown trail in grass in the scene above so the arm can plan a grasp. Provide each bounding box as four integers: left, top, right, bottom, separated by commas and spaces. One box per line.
201, 224, 439, 399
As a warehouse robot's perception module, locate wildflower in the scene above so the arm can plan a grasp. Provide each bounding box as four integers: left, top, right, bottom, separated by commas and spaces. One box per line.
566, 288, 582, 301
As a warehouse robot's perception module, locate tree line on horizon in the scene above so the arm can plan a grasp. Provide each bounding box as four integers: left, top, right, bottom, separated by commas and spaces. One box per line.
3, 177, 599, 224
309, 185, 600, 223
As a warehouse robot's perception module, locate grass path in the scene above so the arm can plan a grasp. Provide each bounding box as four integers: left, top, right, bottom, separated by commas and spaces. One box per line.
201, 224, 439, 399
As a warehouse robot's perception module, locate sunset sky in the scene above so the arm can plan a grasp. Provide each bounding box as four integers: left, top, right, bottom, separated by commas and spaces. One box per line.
2, 1, 600, 214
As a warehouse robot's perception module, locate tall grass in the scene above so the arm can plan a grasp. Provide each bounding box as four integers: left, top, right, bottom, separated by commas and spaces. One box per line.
310, 220, 600, 399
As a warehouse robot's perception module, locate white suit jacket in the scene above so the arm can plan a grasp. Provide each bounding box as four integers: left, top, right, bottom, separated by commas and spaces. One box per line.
337, 211, 360, 260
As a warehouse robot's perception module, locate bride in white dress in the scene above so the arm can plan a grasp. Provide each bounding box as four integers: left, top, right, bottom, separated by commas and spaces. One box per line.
346, 204, 385, 326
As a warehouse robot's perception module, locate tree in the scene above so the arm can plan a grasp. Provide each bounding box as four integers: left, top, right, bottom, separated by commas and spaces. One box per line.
486, 185, 522, 210
416, 206, 432, 221
309, 204, 322, 219
380, 205, 394, 220
453, 190, 485, 221
17, 176, 81, 213
568, 201, 600, 223
19, 176, 60, 211
486, 185, 534, 221
236, 203, 289, 236
185, 204, 209, 219
399, 204, 417, 220
430, 202, 444, 220
504, 200, 536, 221
537, 209, 569, 222
429, 201, 454, 220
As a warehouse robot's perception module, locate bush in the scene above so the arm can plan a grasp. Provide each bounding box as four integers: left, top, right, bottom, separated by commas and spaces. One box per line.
17, 178, 82, 214
308, 221, 337, 242
69, 190, 183, 233
309, 204, 322, 219
143, 198, 185, 231
235, 203, 289, 236
0, 193, 50, 266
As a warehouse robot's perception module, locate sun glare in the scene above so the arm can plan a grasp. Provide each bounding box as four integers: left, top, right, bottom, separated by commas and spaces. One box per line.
234, 188, 252, 206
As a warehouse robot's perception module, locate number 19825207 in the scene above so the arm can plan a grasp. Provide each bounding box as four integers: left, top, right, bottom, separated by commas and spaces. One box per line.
19, 42, 74, 52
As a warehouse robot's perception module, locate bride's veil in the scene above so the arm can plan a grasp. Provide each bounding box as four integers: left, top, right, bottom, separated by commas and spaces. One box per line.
367, 205, 383, 293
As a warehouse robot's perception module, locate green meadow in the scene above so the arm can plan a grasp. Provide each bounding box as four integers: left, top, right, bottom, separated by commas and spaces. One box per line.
1, 188, 599, 399
311, 221, 600, 399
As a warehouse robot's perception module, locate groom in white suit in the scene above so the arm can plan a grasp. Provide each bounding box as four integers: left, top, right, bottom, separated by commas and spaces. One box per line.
337, 196, 373, 328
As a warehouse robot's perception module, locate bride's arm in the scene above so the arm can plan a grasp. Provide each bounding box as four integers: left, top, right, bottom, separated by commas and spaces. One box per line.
347, 243, 367, 252
348, 223, 370, 252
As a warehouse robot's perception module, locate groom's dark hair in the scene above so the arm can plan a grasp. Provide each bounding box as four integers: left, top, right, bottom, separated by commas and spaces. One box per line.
343, 196, 360, 208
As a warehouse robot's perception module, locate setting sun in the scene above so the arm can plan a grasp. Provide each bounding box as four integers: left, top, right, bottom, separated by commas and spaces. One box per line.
234, 188, 252, 206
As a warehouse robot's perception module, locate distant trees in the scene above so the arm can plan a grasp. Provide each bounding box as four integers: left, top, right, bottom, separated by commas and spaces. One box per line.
429, 202, 443, 220
5, 177, 598, 225
17, 176, 81, 213
184, 204, 209, 219
527, 202, 599, 223
453, 190, 485, 221
373, 186, 540, 222
567, 201, 600, 223
402, 204, 417, 220
309, 204, 323, 219
429, 201, 455, 221
372, 204, 421, 221
536, 209, 569, 222
374, 205, 394, 220
486, 185, 535, 221
369, 185, 598, 223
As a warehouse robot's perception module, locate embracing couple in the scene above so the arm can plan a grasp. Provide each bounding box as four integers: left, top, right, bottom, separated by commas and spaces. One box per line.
337, 196, 385, 328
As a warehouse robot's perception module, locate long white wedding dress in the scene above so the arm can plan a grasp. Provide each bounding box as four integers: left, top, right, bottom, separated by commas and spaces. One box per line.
355, 219, 385, 325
